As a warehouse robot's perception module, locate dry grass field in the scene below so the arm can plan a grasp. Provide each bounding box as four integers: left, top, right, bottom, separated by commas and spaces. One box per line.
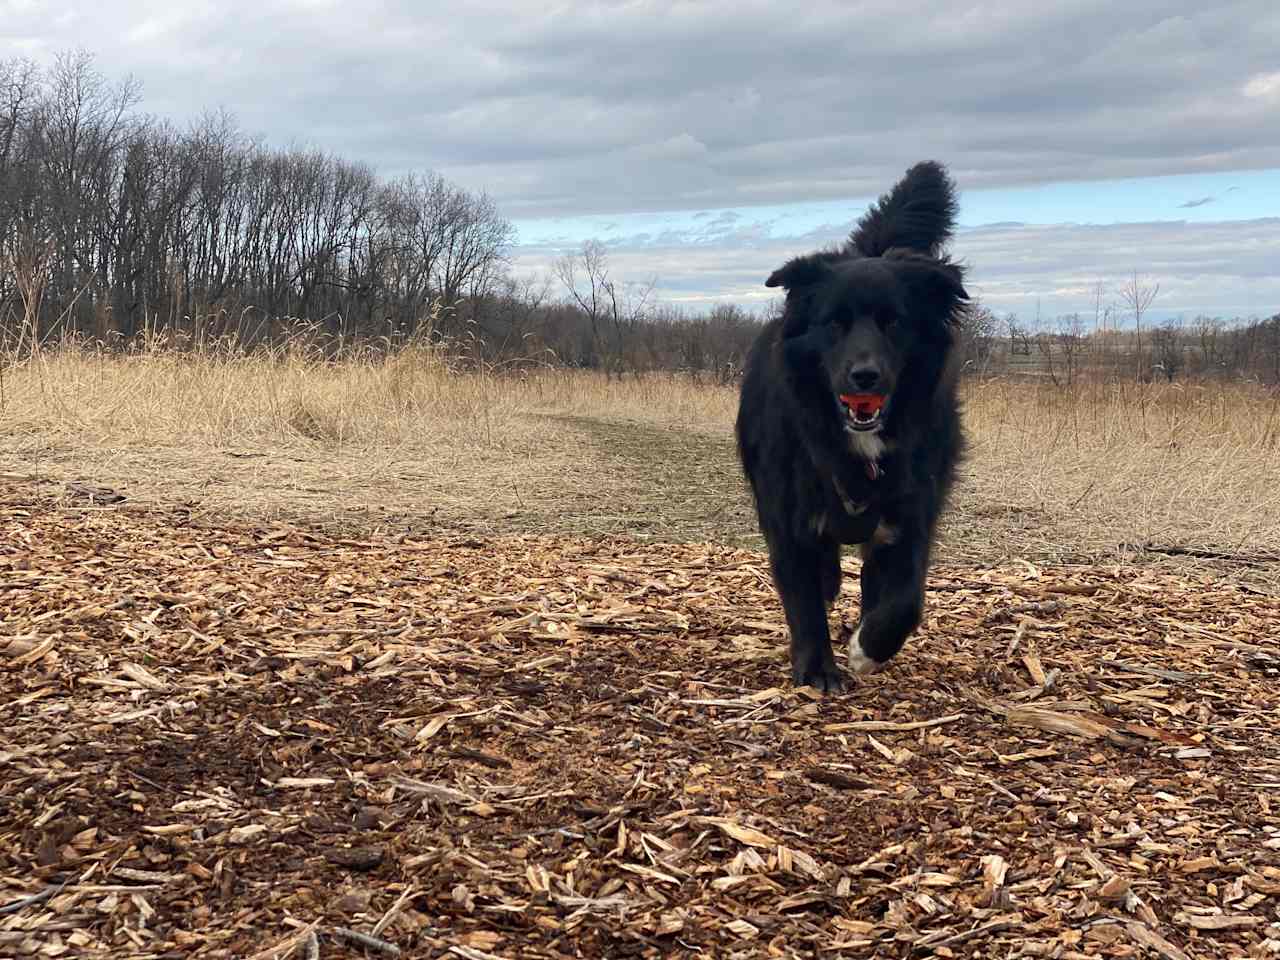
3, 343, 1280, 958
3, 341, 1279, 572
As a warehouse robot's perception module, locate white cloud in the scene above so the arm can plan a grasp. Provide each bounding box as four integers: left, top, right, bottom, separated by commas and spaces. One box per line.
1243, 71, 1280, 99
511, 217, 1280, 321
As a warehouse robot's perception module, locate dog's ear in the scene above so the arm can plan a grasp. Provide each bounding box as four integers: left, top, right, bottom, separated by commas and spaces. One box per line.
890, 254, 968, 328
767, 254, 836, 339
765, 253, 834, 290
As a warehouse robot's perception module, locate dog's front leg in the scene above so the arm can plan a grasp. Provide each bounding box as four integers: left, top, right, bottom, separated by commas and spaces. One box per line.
768, 536, 845, 693
848, 520, 929, 674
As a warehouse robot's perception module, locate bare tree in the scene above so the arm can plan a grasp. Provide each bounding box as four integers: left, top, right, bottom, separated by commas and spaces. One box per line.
705, 303, 753, 383
1007, 315, 1032, 357
552, 239, 659, 375
1053, 313, 1086, 386
1150, 318, 1185, 382
39, 50, 142, 328
1034, 327, 1059, 385
957, 302, 998, 374
0, 57, 41, 211
554, 239, 611, 370
475, 272, 553, 365
0, 57, 43, 312
1193, 315, 1224, 377
603, 270, 656, 375
1263, 314, 1280, 386
1118, 270, 1159, 381
1091, 279, 1107, 332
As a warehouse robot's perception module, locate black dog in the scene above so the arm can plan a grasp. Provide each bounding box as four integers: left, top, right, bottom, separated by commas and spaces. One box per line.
735, 161, 968, 692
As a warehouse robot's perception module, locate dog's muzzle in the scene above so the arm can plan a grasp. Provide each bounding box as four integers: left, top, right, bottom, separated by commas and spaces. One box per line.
839, 393, 887, 432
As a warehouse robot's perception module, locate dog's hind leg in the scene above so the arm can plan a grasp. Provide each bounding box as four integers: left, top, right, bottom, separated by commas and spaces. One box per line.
849, 522, 928, 673
768, 536, 845, 693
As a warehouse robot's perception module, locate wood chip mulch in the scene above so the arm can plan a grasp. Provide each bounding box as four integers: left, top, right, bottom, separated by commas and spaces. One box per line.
2, 488, 1279, 959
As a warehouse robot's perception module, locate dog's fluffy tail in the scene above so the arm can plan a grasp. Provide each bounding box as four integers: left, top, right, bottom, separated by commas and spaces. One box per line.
848, 161, 958, 258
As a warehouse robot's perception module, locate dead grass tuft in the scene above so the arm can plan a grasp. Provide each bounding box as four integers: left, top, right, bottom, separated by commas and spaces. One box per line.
954, 377, 1280, 567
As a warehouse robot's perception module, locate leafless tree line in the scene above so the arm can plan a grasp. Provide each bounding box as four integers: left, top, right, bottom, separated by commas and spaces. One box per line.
996, 311, 1280, 386
1, 51, 514, 348
0, 52, 754, 376
5, 52, 1275, 384
458, 271, 764, 383
980, 272, 1280, 386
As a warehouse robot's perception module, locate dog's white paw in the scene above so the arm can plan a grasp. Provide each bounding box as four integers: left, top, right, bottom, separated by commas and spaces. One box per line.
847, 626, 884, 675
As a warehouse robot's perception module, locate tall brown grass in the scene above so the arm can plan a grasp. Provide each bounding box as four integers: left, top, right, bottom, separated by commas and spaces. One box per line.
0, 334, 744, 450
6, 335, 1273, 451
962, 376, 1280, 452
2, 336, 1277, 560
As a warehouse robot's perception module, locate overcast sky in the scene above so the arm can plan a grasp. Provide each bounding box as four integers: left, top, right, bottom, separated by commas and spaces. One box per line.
5, 0, 1279, 323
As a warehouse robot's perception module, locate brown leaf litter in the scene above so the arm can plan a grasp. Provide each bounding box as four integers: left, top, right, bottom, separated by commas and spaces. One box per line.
2, 484, 1279, 958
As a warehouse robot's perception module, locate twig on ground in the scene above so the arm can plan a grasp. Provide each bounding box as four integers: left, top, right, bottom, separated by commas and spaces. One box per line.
0, 878, 69, 916
330, 926, 401, 957
370, 885, 417, 938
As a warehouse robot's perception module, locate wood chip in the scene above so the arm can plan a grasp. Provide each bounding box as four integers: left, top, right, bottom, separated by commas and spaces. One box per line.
972, 696, 1146, 747
325, 846, 386, 871
1, 487, 1277, 957
822, 714, 963, 734
1174, 912, 1265, 930
1124, 923, 1191, 960
697, 817, 777, 848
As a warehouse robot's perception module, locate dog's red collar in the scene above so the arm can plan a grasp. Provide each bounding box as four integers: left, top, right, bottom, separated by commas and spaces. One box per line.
866, 460, 881, 481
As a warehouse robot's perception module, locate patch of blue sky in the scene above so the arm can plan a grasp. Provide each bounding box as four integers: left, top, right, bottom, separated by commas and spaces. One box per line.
513, 168, 1280, 250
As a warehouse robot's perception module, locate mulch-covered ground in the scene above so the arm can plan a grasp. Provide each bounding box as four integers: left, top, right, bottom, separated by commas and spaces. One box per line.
2, 483, 1279, 959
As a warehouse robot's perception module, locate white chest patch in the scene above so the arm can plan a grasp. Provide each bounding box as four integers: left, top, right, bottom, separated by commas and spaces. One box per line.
872, 521, 898, 545
848, 430, 885, 464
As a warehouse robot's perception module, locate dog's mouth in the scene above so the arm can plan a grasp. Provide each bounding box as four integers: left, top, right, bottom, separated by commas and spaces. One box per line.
839, 393, 887, 432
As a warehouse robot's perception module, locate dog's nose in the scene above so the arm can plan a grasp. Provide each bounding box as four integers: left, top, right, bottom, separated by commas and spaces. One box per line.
849, 367, 881, 392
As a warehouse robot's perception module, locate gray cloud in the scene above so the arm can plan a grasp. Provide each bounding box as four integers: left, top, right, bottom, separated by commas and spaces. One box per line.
6, 1, 1277, 318
3, 0, 1278, 219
